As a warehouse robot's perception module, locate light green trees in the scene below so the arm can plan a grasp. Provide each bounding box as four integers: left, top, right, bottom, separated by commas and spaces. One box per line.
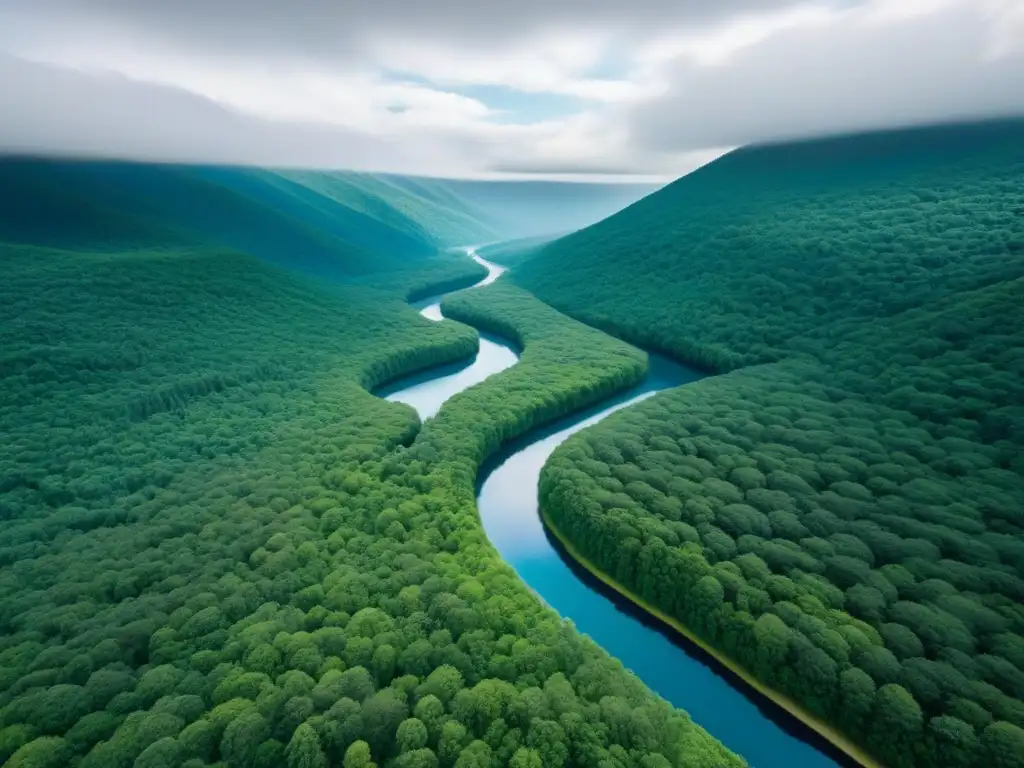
286, 723, 327, 768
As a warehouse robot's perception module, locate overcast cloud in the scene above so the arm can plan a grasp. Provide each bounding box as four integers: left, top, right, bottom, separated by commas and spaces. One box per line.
0, 0, 1021, 180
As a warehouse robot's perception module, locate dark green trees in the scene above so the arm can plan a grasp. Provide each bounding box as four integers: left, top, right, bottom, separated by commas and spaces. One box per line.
527, 121, 1024, 768
0, 243, 737, 767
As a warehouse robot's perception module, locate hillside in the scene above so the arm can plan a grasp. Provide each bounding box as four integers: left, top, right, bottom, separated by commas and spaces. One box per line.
0, 159, 495, 280
515, 119, 1024, 370
0, 163, 739, 766
275, 170, 498, 248
520, 120, 1024, 768
439, 179, 659, 239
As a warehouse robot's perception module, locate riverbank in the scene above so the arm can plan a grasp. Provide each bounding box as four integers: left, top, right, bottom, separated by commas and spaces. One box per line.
390, 248, 854, 768
540, 507, 885, 768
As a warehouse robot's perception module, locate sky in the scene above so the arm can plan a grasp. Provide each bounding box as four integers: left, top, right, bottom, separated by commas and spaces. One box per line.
0, 0, 1022, 181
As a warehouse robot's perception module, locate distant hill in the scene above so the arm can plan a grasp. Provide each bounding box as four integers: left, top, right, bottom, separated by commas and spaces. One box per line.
432, 179, 659, 239
0, 159, 497, 280
514, 118, 1024, 370
0, 158, 657, 280
275, 169, 498, 247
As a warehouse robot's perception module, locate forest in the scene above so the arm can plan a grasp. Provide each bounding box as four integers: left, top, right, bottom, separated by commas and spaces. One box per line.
520, 120, 1024, 768
0, 222, 737, 766
4, 120, 1023, 768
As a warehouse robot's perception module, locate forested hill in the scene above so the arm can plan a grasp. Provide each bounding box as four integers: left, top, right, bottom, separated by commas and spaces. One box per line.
0, 159, 497, 280
513, 118, 1024, 371
0, 234, 739, 766
524, 118, 1024, 768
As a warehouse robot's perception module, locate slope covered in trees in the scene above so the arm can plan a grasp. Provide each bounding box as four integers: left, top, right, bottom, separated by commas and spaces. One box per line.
522, 120, 1024, 768
0, 233, 738, 768
0, 159, 496, 280
515, 119, 1024, 370
270, 171, 498, 249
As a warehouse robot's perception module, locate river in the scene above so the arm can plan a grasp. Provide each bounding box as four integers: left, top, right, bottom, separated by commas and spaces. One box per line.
380, 248, 844, 768
375, 252, 518, 420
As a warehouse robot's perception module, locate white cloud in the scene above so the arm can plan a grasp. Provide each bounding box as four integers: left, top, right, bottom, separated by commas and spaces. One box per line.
0, 0, 1020, 179
636, 4, 834, 70
630, 0, 1024, 152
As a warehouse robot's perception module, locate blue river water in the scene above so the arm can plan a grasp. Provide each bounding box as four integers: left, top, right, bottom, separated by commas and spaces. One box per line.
375, 253, 517, 420
381, 248, 845, 768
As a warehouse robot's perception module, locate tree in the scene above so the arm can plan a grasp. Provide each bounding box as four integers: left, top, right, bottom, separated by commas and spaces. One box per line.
393, 749, 440, 768
221, 711, 270, 768
508, 747, 543, 768
753, 613, 792, 681
1, 725, 35, 764
437, 721, 469, 766
417, 665, 464, 705
871, 684, 923, 768
286, 723, 327, 768
360, 690, 408, 755
413, 695, 446, 740
6, 737, 69, 768
134, 736, 185, 768
924, 716, 977, 768
255, 739, 286, 768
177, 719, 217, 762
525, 719, 568, 767
397, 718, 429, 753
982, 722, 1024, 768
453, 740, 495, 768
338, 667, 376, 703
343, 740, 376, 768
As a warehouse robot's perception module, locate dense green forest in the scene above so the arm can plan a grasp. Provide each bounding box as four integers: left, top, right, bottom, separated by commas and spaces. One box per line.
0, 159, 653, 281
0, 215, 738, 765
515, 120, 1024, 370
520, 120, 1024, 768
0, 159, 503, 281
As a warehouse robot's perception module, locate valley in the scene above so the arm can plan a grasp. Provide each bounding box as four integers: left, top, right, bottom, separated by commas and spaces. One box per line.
2, 120, 1023, 768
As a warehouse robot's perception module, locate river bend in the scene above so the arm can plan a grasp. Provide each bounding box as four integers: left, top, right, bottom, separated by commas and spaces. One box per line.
382, 248, 841, 768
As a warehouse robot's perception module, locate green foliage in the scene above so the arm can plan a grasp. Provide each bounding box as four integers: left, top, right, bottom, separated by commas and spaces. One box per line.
5, 736, 69, 768
529, 120, 1024, 768
0, 236, 738, 768
343, 740, 376, 768
396, 718, 429, 752
516, 119, 1024, 371
286, 722, 328, 768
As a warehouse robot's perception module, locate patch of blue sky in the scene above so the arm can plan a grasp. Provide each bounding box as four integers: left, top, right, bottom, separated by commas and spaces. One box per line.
380, 70, 584, 124
454, 84, 584, 123
582, 48, 634, 81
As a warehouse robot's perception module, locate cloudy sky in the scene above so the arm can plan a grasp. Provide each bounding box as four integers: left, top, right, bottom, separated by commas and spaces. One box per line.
0, 0, 1022, 180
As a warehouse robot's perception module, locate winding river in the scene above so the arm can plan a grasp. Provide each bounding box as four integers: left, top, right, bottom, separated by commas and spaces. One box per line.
380, 248, 843, 768
376, 253, 518, 419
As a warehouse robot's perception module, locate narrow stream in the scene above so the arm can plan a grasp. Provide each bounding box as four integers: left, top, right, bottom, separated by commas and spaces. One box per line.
382, 248, 843, 768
